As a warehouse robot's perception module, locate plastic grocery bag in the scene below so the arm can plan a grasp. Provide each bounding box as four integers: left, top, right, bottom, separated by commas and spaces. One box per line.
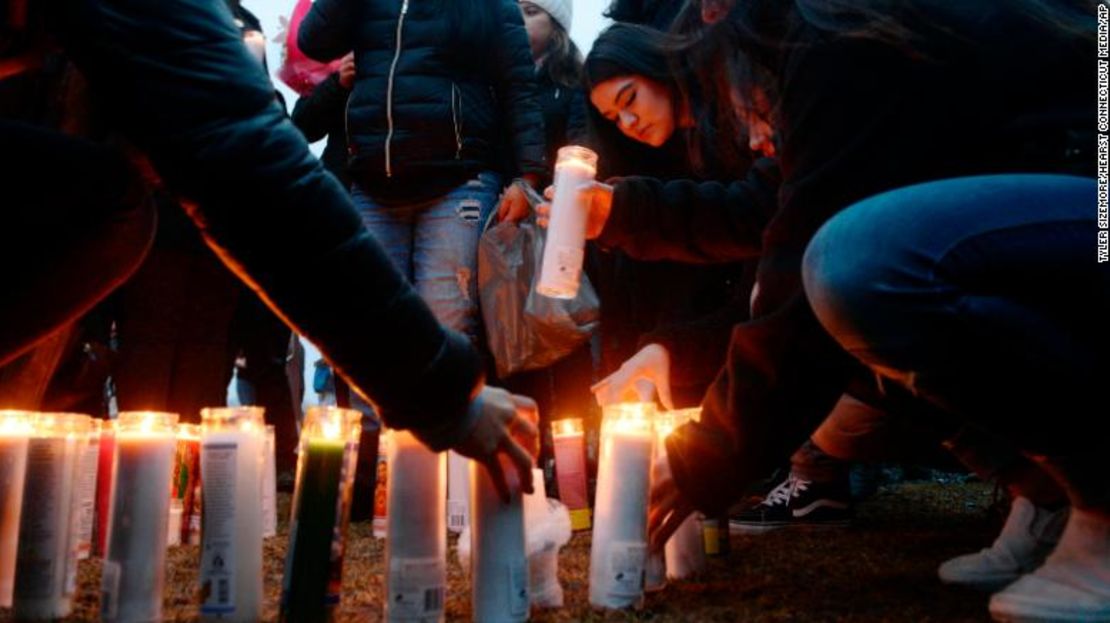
277, 0, 343, 96
478, 185, 599, 379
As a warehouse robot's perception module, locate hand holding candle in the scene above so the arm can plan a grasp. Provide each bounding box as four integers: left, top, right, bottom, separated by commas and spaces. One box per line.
537, 180, 613, 240
452, 386, 539, 504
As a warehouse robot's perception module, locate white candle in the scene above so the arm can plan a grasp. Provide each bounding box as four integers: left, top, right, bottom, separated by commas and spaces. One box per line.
536, 145, 599, 299
589, 403, 656, 609
0, 411, 33, 607
262, 424, 277, 538
384, 430, 445, 623
199, 406, 265, 623
102, 411, 178, 622
446, 450, 469, 534
656, 409, 706, 581
74, 419, 101, 560
470, 456, 528, 622
12, 412, 91, 620
523, 467, 561, 608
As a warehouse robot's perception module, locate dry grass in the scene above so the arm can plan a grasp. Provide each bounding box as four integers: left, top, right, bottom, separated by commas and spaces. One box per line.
2, 482, 999, 622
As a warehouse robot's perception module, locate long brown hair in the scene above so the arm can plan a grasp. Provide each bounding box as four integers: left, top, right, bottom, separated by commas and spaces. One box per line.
541, 20, 584, 89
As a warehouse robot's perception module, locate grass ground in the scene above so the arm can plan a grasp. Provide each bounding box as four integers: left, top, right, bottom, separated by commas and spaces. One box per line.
4, 481, 1001, 622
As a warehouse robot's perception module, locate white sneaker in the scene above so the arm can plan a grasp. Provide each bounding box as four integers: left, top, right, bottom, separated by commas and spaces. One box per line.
938, 497, 1068, 591
990, 509, 1110, 622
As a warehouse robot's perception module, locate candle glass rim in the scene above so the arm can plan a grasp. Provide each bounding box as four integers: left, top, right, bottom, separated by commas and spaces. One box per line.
116, 410, 179, 434
0, 409, 35, 434
555, 144, 599, 170
35, 411, 94, 436
552, 417, 585, 437
303, 406, 361, 441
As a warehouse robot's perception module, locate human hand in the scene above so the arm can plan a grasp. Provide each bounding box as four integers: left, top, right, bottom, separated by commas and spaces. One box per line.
536, 180, 614, 239
497, 181, 531, 223
647, 452, 695, 552
453, 386, 539, 503
338, 52, 356, 89
591, 343, 673, 410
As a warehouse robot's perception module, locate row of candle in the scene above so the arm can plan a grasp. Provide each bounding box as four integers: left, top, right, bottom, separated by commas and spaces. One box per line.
2, 402, 706, 621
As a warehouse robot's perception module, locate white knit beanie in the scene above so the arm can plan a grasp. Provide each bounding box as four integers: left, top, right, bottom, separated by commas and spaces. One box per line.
524, 0, 572, 32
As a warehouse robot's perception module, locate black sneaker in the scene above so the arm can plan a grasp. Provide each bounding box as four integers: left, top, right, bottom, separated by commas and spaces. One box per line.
729, 474, 852, 534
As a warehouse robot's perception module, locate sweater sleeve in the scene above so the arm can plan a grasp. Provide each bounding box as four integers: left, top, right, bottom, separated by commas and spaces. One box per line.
290, 72, 349, 144
52, 0, 483, 451
491, 0, 547, 178
597, 157, 780, 264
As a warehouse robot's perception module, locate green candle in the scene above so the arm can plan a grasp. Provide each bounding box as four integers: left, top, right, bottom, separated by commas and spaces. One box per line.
280, 408, 360, 623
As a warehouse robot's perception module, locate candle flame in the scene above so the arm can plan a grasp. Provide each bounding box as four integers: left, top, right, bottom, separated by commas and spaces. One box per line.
321, 418, 341, 440
553, 418, 583, 437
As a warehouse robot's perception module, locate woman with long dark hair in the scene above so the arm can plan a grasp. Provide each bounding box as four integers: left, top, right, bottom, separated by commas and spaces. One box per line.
555, 2, 1102, 618
299, 0, 546, 344
581, 23, 776, 410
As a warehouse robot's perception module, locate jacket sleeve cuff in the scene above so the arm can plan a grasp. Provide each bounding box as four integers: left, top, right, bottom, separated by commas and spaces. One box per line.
407, 386, 485, 452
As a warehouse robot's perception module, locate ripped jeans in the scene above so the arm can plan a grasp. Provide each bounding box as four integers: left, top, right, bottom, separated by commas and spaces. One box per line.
352, 171, 500, 339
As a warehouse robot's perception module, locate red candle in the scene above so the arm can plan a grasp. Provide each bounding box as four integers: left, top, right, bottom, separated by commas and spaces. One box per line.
552, 418, 590, 531
95, 420, 117, 557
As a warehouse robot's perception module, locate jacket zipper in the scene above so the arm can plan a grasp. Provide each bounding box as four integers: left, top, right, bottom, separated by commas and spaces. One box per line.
451, 82, 463, 160
384, 0, 410, 178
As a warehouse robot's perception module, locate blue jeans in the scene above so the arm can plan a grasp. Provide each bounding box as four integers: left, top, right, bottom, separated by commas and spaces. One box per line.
352, 171, 500, 338
803, 174, 1107, 461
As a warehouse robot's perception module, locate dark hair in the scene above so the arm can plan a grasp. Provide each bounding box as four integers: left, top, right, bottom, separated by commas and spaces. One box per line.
671, 0, 1097, 132
540, 18, 584, 89
584, 22, 749, 177
604, 0, 684, 30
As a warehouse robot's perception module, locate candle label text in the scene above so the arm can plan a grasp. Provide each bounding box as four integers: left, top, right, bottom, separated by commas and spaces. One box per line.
387, 556, 445, 618
199, 443, 238, 615
607, 541, 647, 597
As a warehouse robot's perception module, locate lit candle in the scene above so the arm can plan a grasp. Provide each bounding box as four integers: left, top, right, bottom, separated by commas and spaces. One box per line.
372, 432, 389, 539
588, 403, 656, 609
262, 424, 277, 539
280, 406, 361, 623
656, 409, 705, 581
95, 419, 117, 556
12, 412, 92, 620
102, 411, 178, 622
384, 430, 446, 623
0, 410, 33, 607
446, 450, 469, 534
171, 423, 202, 546
470, 456, 528, 622
73, 419, 101, 560
536, 145, 599, 299
198, 406, 265, 622
551, 418, 590, 531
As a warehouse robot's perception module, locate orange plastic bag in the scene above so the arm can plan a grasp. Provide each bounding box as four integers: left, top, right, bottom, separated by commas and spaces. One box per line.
277, 0, 342, 95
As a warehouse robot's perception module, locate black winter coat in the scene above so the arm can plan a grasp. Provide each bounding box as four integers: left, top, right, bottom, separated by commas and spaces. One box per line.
44, 0, 484, 450
298, 0, 546, 204
290, 72, 352, 189
535, 69, 587, 183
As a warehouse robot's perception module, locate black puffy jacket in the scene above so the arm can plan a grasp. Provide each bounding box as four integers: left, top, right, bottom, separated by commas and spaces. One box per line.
299, 0, 546, 204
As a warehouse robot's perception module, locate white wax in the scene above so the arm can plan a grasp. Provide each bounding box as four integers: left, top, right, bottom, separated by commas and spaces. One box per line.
199, 429, 264, 623
665, 513, 706, 580
524, 468, 560, 608
102, 432, 175, 622
261, 426, 277, 538
0, 434, 29, 607
446, 451, 470, 534
74, 433, 100, 560
13, 435, 80, 620
536, 159, 596, 299
588, 429, 653, 609
384, 431, 445, 623
470, 458, 528, 623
